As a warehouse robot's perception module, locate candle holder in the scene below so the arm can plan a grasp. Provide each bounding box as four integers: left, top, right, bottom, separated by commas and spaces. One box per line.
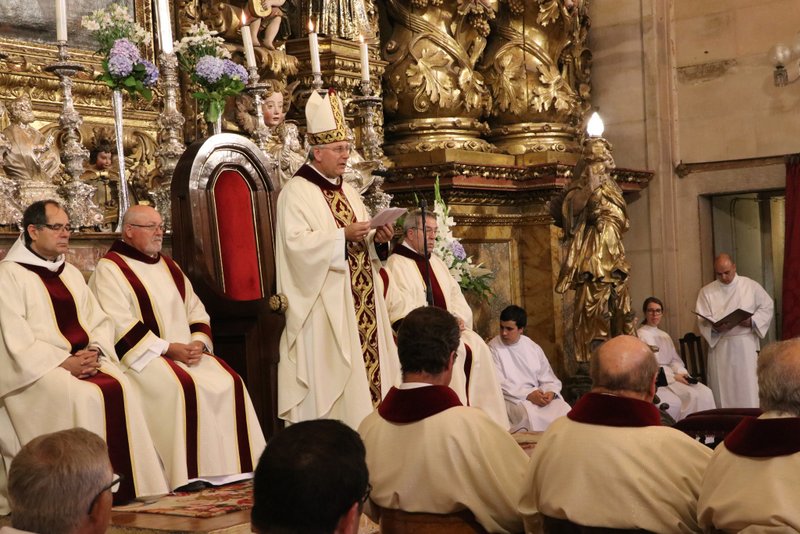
152, 50, 186, 233
311, 70, 324, 92
352, 80, 391, 213
45, 41, 103, 229
245, 67, 272, 151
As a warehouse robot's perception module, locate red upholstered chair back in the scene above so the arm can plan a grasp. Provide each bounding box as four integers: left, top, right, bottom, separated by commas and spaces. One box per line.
673, 408, 763, 448
171, 133, 284, 436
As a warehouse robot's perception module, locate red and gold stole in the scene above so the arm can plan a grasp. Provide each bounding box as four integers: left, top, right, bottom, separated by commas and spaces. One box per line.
297, 164, 382, 406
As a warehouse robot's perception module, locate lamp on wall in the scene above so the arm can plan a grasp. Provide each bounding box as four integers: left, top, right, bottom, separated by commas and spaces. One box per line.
769, 38, 800, 86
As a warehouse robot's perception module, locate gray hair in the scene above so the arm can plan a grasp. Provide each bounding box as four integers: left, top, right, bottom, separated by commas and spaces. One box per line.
402, 208, 435, 234
758, 339, 800, 415
8, 428, 111, 534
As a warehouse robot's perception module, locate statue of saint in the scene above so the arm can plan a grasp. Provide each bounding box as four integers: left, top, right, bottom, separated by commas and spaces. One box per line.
555, 136, 636, 362
1, 95, 61, 184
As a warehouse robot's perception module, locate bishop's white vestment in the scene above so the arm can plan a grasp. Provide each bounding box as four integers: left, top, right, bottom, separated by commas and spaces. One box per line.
383, 245, 509, 429
89, 240, 266, 490
276, 164, 401, 430
695, 274, 773, 408
358, 384, 527, 533
0, 238, 167, 513
637, 324, 715, 420
487, 334, 571, 432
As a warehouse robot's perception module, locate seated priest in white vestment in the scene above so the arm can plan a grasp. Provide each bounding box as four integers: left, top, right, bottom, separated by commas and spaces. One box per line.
0, 200, 168, 514
488, 305, 571, 432
359, 307, 528, 534
276, 89, 401, 430
519, 336, 712, 532
89, 205, 266, 491
383, 209, 508, 429
698, 338, 800, 533
638, 297, 715, 421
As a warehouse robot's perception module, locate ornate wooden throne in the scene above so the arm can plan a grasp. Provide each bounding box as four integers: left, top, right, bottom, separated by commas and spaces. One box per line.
171, 133, 284, 437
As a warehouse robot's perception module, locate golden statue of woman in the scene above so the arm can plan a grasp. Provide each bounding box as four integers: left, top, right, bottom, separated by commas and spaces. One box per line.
555, 136, 636, 362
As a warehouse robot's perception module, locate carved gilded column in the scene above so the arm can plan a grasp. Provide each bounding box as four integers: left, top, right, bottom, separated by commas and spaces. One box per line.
381, 0, 497, 154
478, 0, 591, 155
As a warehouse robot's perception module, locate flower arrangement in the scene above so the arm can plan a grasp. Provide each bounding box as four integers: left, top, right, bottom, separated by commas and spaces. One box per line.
81, 3, 158, 100
431, 178, 494, 300
174, 22, 249, 124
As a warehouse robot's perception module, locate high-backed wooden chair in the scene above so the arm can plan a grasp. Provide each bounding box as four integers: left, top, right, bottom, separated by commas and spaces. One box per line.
673, 408, 762, 448
171, 133, 285, 436
379, 508, 488, 534
678, 332, 707, 384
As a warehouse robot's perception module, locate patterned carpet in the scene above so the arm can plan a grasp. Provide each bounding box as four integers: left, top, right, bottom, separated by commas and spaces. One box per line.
114, 481, 253, 519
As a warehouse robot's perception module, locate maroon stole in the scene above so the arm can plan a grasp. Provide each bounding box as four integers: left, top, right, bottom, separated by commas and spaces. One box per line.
391, 245, 447, 310
724, 416, 800, 457
102, 240, 252, 475
297, 164, 382, 406
378, 385, 463, 423
17, 260, 136, 503
568, 392, 662, 427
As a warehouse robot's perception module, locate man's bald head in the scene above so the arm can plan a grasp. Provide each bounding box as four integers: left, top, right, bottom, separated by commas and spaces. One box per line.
714, 253, 737, 285
590, 335, 659, 400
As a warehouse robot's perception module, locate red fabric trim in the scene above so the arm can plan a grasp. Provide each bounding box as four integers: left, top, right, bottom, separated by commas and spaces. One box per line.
463, 343, 473, 405
160, 255, 186, 301
102, 252, 161, 337
378, 386, 463, 423
109, 239, 160, 265
379, 267, 389, 299
210, 356, 253, 472
17, 263, 89, 353
783, 155, 800, 339
295, 163, 342, 191
114, 322, 152, 361
391, 246, 447, 310
161, 357, 199, 479
85, 371, 135, 504
724, 416, 800, 457
212, 170, 263, 301
190, 322, 213, 340
568, 392, 662, 427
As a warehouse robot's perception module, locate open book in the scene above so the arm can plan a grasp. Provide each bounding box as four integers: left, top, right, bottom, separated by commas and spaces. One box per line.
693, 308, 753, 331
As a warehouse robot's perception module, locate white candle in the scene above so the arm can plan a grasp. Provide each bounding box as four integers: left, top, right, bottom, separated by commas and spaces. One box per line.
155, 0, 174, 54
308, 21, 321, 74
241, 14, 257, 70
55, 0, 67, 42
359, 36, 370, 82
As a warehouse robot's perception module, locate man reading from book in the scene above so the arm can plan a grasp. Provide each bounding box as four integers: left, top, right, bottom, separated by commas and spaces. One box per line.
695, 253, 773, 408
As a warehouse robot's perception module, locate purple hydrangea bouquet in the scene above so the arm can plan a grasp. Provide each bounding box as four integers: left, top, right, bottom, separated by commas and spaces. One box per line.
432, 178, 494, 300
81, 3, 158, 100
174, 22, 248, 126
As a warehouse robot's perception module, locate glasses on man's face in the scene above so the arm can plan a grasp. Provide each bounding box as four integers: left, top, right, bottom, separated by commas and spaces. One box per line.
128, 223, 166, 233
646, 308, 663, 314
412, 226, 438, 236
38, 223, 72, 233
87, 474, 123, 515
322, 144, 352, 155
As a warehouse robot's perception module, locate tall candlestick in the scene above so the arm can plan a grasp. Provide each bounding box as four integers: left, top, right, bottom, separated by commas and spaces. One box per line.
241, 15, 257, 70
359, 36, 370, 82
308, 21, 321, 74
55, 0, 68, 42
155, 0, 174, 54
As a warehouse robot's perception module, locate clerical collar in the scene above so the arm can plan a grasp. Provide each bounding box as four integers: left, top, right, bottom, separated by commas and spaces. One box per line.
568, 392, 662, 427
109, 239, 161, 264
25, 243, 59, 263
296, 163, 342, 191
393, 242, 429, 260
724, 413, 800, 457
378, 385, 462, 423
2, 236, 65, 273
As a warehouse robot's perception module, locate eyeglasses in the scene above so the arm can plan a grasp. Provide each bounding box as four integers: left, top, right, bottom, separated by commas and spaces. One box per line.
128, 223, 166, 232
645, 309, 663, 314
321, 144, 352, 155
87, 474, 123, 515
411, 226, 438, 236
38, 223, 72, 233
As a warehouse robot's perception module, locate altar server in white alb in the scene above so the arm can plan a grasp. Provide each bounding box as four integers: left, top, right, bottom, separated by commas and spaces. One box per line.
383, 209, 508, 429
0, 200, 168, 513
89, 205, 266, 490
488, 305, 571, 432
638, 297, 715, 421
275, 89, 401, 430
695, 253, 774, 408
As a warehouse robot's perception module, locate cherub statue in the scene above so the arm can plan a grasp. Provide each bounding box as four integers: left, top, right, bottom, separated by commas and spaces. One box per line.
1, 95, 62, 184
245, 0, 288, 49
